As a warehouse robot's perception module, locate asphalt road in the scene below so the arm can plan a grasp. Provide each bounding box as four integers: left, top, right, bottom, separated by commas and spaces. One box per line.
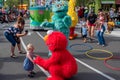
0, 19, 120, 80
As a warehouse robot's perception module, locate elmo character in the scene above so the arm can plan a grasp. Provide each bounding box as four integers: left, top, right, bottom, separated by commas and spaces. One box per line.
34, 31, 78, 80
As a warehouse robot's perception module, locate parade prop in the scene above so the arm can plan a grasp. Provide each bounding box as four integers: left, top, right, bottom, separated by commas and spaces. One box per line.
40, 0, 71, 39
30, 0, 52, 29
34, 31, 78, 80
40, 0, 71, 56
85, 49, 113, 60
104, 56, 120, 70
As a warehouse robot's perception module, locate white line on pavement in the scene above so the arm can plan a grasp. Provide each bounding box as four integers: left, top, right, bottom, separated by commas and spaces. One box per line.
37, 64, 51, 77
20, 38, 27, 51
36, 32, 116, 80
36, 32, 44, 39
75, 58, 116, 80
20, 37, 51, 77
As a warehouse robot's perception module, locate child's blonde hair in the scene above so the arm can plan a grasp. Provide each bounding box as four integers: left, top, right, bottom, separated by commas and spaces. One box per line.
27, 43, 34, 51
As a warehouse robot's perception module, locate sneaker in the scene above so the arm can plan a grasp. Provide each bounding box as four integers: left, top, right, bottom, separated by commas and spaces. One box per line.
19, 51, 26, 54
28, 74, 34, 78
89, 38, 93, 42
30, 71, 36, 75
97, 43, 100, 45
102, 44, 105, 47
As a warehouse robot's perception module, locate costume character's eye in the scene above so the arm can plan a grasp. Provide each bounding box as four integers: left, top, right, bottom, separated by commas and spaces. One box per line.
57, 4, 61, 8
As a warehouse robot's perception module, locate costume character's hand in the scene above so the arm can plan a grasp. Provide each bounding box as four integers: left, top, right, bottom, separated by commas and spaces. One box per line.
40, 22, 48, 27
63, 16, 71, 27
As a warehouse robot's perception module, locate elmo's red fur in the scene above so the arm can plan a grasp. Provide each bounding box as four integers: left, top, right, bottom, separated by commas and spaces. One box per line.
34, 31, 78, 80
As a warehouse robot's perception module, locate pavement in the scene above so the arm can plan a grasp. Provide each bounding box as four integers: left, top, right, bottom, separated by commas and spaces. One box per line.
108, 28, 120, 37
76, 23, 120, 37
0, 19, 120, 80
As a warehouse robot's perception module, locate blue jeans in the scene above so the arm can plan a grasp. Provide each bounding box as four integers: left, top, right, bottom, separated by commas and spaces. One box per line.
96, 25, 106, 45
4, 32, 17, 47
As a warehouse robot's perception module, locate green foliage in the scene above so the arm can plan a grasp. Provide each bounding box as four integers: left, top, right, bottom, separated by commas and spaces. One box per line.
76, 0, 81, 6
23, 0, 29, 6
5, 0, 29, 8
5, 0, 19, 8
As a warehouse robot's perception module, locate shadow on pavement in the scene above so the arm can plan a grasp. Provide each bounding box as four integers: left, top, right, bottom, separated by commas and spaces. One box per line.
0, 71, 45, 80
68, 72, 118, 80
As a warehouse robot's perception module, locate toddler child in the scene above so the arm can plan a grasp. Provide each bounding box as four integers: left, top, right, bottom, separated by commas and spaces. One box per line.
81, 18, 88, 43
107, 18, 115, 33
23, 43, 36, 78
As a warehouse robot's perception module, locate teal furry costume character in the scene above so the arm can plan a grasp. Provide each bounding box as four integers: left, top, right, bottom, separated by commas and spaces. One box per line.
40, 0, 72, 39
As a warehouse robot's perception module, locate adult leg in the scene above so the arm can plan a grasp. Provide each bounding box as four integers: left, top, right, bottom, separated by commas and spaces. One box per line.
17, 43, 25, 54
10, 45, 16, 56
16, 38, 21, 52
17, 38, 26, 54
4, 32, 16, 57
96, 30, 101, 45
88, 26, 91, 38
17, 43, 21, 52
100, 26, 106, 45
100, 32, 105, 45
91, 26, 95, 39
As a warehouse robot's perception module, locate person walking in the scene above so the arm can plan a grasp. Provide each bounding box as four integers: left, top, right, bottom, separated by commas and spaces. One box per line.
87, 12, 97, 41
96, 12, 106, 47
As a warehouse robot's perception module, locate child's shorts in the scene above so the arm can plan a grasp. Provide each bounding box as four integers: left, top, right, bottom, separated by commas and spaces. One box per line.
82, 35, 87, 38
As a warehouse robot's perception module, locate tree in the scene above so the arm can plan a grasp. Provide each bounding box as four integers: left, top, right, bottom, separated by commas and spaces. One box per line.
5, 0, 19, 8
5, 0, 29, 8
23, 0, 29, 7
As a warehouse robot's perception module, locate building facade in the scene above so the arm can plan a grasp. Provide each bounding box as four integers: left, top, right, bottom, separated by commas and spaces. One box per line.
76, 0, 120, 13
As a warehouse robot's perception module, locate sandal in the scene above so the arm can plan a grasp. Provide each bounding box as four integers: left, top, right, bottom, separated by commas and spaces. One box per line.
19, 51, 26, 54
10, 55, 18, 58
28, 74, 34, 78
30, 71, 36, 75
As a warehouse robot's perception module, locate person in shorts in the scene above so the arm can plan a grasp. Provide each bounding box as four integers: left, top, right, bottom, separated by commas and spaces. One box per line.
87, 12, 97, 41
4, 17, 28, 58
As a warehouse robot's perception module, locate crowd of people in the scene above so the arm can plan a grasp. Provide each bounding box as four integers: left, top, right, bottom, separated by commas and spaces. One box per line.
76, 6, 120, 46
2, 4, 120, 78
0, 7, 30, 24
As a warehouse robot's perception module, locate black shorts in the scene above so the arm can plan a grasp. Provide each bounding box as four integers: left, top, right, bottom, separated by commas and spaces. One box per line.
82, 35, 87, 38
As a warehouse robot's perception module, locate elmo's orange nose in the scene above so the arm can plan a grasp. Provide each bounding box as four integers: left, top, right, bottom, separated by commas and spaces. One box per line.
43, 35, 49, 42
